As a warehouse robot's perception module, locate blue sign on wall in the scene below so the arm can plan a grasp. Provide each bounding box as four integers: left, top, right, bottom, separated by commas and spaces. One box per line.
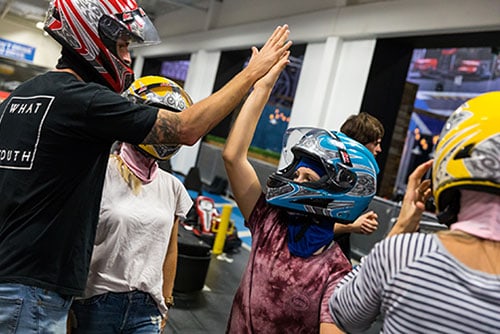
0, 38, 36, 62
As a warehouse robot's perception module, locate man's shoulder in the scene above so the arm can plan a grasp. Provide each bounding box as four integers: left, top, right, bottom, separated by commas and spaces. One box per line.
12, 71, 111, 96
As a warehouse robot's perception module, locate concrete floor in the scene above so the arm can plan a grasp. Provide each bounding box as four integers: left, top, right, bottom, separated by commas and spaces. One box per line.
165, 248, 249, 334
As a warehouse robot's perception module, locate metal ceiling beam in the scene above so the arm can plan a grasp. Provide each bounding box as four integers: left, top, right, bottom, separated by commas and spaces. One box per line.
0, 0, 15, 20
204, 0, 222, 31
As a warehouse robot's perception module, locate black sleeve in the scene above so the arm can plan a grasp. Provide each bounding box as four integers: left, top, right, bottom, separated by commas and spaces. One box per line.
86, 88, 158, 144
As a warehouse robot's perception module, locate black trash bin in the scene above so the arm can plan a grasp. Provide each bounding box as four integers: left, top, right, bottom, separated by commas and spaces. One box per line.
174, 226, 212, 294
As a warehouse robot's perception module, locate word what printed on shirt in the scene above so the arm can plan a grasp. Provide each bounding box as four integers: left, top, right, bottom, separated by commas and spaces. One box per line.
8, 102, 43, 114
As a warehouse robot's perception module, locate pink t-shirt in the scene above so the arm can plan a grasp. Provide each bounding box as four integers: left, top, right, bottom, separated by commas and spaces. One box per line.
226, 195, 351, 333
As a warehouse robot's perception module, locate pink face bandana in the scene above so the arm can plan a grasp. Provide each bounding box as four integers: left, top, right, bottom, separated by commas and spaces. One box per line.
119, 143, 158, 184
451, 190, 500, 241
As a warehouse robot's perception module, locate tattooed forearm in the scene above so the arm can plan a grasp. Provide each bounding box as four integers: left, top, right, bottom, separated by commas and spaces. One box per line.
142, 110, 182, 144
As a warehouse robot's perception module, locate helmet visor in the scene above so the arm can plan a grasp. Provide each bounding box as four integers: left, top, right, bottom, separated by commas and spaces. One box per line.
100, 8, 160, 48
137, 143, 180, 161
278, 127, 344, 171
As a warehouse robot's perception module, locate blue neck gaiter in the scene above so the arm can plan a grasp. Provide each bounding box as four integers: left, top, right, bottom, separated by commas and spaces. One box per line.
286, 212, 335, 258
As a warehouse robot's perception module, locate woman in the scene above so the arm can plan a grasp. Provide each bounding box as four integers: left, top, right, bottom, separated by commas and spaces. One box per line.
330, 91, 500, 333
70, 76, 194, 333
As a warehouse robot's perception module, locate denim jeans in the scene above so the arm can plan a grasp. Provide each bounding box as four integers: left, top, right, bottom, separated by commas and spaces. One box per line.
0, 283, 73, 334
70, 291, 163, 334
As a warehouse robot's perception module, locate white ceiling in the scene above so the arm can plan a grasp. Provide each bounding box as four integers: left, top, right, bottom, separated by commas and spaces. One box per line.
0, 0, 393, 24
0, 0, 50, 22
0, 0, 209, 23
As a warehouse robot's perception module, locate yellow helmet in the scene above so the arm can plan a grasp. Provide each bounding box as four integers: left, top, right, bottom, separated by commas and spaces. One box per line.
125, 76, 193, 160
432, 91, 500, 225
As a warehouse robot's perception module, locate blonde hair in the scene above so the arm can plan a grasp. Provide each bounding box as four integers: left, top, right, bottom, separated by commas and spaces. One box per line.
112, 154, 142, 195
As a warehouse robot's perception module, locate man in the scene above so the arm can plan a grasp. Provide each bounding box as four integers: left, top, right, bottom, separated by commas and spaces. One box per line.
0, 0, 291, 332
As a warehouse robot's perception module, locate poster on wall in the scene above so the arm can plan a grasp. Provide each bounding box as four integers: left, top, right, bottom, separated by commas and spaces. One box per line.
250, 54, 303, 157
407, 47, 500, 115
394, 46, 500, 198
204, 45, 306, 164
0, 38, 35, 63
160, 60, 190, 87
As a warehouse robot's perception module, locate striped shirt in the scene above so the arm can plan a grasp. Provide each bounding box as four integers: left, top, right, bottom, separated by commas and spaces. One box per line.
329, 233, 500, 334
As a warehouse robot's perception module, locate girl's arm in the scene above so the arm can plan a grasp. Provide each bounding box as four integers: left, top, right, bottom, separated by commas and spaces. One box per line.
222, 53, 289, 220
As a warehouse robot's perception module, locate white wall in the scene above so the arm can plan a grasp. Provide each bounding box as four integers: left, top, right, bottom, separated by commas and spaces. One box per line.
323, 39, 376, 131
288, 37, 376, 132
289, 38, 342, 129
0, 16, 61, 68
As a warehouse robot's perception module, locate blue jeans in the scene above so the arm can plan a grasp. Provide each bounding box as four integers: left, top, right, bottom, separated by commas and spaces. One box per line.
70, 291, 163, 334
0, 283, 73, 334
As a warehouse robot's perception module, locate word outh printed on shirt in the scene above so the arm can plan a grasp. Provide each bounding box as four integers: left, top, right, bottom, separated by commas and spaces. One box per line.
0, 95, 54, 170
0, 149, 32, 163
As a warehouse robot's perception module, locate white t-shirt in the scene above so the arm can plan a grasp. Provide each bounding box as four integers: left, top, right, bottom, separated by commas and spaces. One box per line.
83, 158, 193, 316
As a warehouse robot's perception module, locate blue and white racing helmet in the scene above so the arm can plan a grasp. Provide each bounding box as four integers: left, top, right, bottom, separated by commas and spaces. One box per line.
266, 127, 379, 222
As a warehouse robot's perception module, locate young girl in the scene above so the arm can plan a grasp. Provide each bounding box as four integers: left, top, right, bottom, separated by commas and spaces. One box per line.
222, 55, 379, 333
70, 77, 193, 333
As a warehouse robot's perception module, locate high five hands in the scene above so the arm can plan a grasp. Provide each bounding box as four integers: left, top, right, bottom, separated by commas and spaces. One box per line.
246, 25, 292, 80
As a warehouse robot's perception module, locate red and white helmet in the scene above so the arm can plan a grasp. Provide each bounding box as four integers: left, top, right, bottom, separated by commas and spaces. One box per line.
44, 0, 160, 92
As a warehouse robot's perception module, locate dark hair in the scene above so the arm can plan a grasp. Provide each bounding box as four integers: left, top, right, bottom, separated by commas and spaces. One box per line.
340, 112, 384, 145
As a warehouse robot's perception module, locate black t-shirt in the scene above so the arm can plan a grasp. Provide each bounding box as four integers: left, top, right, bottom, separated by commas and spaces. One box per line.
0, 72, 158, 296
333, 232, 351, 261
